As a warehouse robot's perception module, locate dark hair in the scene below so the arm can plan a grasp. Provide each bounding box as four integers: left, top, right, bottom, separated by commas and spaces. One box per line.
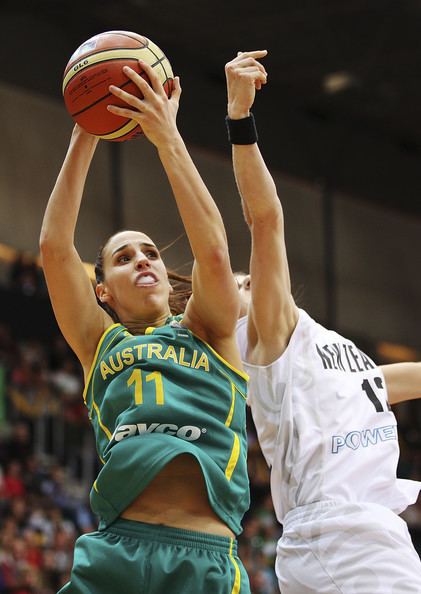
167, 270, 192, 315
94, 239, 192, 321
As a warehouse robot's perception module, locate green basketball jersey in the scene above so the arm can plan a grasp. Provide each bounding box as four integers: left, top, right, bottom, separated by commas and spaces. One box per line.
83, 316, 250, 535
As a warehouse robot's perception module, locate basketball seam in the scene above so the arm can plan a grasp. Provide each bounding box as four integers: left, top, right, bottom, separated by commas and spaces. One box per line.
107, 32, 150, 46
143, 44, 171, 87
99, 119, 140, 140
69, 77, 138, 117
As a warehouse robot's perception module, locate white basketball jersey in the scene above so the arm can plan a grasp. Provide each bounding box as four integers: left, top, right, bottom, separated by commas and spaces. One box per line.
236, 309, 421, 524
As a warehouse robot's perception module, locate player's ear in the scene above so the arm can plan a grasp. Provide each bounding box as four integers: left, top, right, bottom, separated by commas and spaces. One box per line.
96, 282, 113, 305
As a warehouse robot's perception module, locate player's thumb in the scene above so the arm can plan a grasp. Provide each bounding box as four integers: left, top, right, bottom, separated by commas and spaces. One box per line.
171, 76, 182, 100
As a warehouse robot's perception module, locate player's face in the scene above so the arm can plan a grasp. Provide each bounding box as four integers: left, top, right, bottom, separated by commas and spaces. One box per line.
99, 230, 172, 319
235, 273, 251, 318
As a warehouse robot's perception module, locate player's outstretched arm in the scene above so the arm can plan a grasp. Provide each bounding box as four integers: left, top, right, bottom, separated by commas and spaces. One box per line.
108, 63, 240, 359
225, 51, 298, 365
39, 126, 112, 374
381, 362, 421, 404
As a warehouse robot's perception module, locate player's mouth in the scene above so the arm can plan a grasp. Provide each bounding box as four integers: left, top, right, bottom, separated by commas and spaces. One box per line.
135, 272, 158, 287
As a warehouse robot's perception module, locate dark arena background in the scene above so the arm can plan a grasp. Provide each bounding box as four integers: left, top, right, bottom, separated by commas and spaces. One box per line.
1, 1, 421, 592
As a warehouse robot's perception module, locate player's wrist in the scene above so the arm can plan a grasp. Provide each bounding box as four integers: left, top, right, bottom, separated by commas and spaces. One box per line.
227, 103, 250, 120
156, 132, 186, 161
225, 113, 258, 145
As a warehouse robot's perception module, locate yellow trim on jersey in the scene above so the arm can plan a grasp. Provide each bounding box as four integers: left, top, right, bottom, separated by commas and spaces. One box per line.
97, 120, 139, 141
83, 323, 124, 402
229, 539, 241, 594
83, 324, 126, 446
62, 46, 172, 91
225, 433, 240, 481
145, 326, 155, 335
93, 480, 99, 493
218, 367, 247, 402
91, 398, 113, 441
225, 382, 236, 427
189, 331, 249, 382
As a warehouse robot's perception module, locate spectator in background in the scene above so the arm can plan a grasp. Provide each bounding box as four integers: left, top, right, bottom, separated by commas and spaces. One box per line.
0, 422, 32, 467
9, 251, 43, 297
0, 323, 18, 369
1, 461, 25, 499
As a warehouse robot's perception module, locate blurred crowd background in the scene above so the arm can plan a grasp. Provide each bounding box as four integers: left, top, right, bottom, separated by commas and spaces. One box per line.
0, 252, 420, 594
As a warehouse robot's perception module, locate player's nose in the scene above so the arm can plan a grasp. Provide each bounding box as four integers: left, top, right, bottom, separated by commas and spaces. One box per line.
134, 252, 150, 269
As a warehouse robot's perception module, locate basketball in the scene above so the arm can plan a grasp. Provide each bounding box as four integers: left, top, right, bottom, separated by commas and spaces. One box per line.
62, 31, 174, 141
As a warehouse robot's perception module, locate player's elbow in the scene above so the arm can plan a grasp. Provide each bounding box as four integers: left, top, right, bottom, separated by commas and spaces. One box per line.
39, 228, 58, 257
206, 245, 231, 272
39, 227, 71, 262
39, 227, 52, 256
251, 205, 284, 233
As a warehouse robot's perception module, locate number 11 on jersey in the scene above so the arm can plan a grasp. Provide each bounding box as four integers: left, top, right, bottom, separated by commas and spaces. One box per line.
127, 369, 165, 405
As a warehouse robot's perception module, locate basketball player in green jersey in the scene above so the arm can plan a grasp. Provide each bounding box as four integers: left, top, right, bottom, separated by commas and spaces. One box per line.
40, 60, 250, 594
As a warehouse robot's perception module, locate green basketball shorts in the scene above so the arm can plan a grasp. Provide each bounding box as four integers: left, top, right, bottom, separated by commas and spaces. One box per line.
58, 518, 251, 594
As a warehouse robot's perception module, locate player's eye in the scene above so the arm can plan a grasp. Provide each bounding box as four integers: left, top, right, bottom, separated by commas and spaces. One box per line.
145, 249, 159, 259
117, 254, 130, 263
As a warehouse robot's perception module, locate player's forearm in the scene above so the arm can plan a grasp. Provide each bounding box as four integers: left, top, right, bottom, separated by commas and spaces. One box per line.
382, 362, 421, 404
40, 127, 98, 253
157, 136, 229, 264
232, 143, 283, 226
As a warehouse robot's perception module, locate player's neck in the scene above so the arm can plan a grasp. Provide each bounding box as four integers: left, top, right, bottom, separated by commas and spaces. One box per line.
123, 310, 172, 335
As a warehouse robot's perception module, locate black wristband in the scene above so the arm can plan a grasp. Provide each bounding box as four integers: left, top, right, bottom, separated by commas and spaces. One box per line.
225, 113, 258, 145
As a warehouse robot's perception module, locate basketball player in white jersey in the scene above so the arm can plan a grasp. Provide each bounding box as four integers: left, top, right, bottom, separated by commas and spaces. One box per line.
225, 50, 421, 593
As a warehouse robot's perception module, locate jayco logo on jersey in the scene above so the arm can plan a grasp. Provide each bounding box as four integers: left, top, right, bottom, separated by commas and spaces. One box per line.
331, 424, 397, 453
112, 422, 206, 443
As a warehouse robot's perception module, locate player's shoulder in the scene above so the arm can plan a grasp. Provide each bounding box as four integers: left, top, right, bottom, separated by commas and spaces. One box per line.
236, 308, 303, 367
254, 304, 300, 365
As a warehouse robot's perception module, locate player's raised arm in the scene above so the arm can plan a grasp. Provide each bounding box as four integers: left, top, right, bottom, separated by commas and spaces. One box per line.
108, 62, 241, 355
225, 51, 298, 364
39, 126, 112, 373
381, 362, 421, 404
